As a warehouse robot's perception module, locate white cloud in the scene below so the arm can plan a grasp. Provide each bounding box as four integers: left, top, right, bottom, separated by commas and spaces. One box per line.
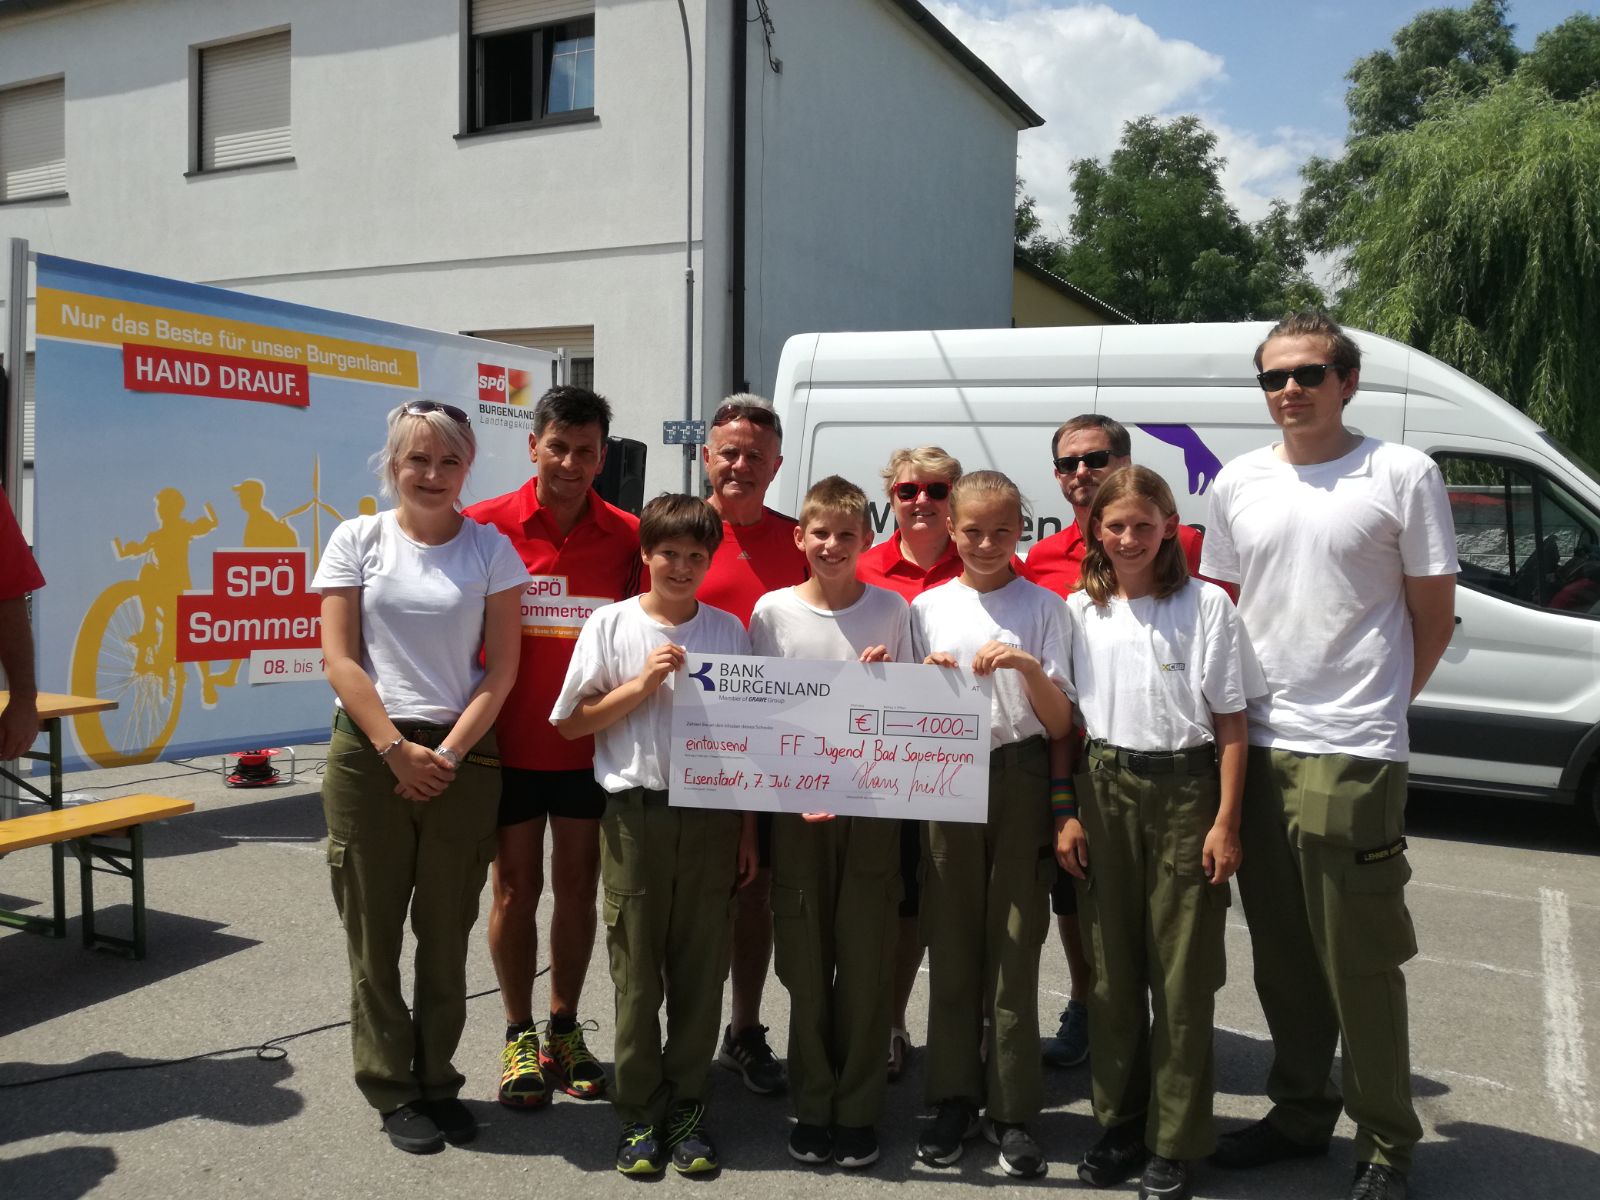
928, 2, 1340, 235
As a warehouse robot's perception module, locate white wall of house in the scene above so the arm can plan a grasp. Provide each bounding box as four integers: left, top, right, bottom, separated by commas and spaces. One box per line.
0, 0, 1029, 505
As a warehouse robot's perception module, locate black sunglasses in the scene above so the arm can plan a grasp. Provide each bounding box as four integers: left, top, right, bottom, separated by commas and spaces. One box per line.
404, 400, 471, 424
1256, 363, 1336, 392
1053, 449, 1114, 474
894, 481, 951, 502
712, 402, 780, 434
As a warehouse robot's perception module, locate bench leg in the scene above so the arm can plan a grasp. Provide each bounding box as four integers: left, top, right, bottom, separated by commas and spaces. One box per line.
79, 836, 95, 950
131, 824, 146, 961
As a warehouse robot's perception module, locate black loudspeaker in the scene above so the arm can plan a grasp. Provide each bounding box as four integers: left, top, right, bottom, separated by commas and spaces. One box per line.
595, 436, 647, 515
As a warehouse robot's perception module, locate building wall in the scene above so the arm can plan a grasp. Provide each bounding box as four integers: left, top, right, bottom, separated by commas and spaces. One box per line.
1012, 266, 1114, 328
738, 0, 1022, 399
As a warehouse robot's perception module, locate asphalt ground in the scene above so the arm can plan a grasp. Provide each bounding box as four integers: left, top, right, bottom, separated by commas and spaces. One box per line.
2, 750, 1597, 1199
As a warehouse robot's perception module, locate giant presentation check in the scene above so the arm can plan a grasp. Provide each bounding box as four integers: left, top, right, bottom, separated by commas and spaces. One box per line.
669, 654, 993, 822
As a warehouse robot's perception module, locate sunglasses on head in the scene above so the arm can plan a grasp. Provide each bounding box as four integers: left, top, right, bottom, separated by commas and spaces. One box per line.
1256, 363, 1336, 392
404, 400, 471, 424
894, 481, 951, 502
712, 402, 779, 431
1053, 449, 1113, 474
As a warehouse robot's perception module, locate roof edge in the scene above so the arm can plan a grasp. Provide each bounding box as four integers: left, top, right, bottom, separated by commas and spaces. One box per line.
884, 0, 1045, 129
1014, 251, 1137, 324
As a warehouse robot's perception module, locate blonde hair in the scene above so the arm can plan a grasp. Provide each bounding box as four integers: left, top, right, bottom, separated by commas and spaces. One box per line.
1080, 466, 1188, 607
800, 475, 872, 531
949, 469, 1026, 523
881, 445, 962, 494
373, 403, 476, 500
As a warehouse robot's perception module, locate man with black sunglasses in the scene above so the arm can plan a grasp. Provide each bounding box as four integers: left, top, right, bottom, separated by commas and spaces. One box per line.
1200, 313, 1457, 1200
699, 392, 807, 1097
1017, 414, 1211, 1081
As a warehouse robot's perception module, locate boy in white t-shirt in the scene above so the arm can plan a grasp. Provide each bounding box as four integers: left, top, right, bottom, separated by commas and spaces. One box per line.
1200, 313, 1457, 1200
551, 494, 758, 1178
750, 477, 915, 1172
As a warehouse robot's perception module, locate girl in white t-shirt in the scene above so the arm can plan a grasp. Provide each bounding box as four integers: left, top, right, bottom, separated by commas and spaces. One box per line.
909, 470, 1072, 1180
313, 401, 528, 1156
1065, 466, 1252, 1200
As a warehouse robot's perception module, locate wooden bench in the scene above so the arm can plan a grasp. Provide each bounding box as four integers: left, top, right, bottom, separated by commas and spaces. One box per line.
0, 794, 195, 959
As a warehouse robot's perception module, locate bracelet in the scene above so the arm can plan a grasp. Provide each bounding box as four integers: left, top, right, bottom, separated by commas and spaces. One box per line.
375, 736, 405, 760
1050, 777, 1077, 820
437, 747, 461, 770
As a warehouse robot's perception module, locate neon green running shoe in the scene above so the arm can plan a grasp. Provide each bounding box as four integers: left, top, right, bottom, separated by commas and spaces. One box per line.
616, 1122, 665, 1175
665, 1101, 719, 1174
540, 1019, 608, 1099
498, 1027, 548, 1109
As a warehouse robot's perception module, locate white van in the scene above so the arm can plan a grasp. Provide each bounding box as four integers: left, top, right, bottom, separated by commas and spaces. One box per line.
769, 323, 1600, 825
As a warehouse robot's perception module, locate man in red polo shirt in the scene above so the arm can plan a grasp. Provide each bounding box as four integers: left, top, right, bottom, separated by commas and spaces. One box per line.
1019, 413, 1214, 1073
465, 386, 642, 1110
698, 393, 807, 1096
1, 486, 44, 760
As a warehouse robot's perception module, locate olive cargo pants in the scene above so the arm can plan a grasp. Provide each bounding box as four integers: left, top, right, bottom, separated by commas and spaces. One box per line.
600, 789, 742, 1127
322, 719, 501, 1113
1075, 742, 1229, 1160
922, 737, 1054, 1123
770, 812, 901, 1128
1237, 747, 1423, 1171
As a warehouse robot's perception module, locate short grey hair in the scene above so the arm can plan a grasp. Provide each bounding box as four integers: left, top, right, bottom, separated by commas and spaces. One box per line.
372, 402, 476, 500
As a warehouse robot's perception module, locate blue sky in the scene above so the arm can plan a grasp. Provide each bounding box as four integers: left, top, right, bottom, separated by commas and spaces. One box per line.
933, 1, 1597, 234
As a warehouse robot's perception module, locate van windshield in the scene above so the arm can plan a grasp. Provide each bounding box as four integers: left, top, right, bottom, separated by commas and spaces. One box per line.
1540, 431, 1600, 488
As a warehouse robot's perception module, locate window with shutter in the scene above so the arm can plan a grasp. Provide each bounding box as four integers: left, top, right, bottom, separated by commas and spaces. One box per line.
466, 1, 595, 133
0, 78, 66, 202
197, 30, 291, 172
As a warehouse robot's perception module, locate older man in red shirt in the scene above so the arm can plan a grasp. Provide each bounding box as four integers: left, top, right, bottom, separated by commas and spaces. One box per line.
0, 486, 44, 760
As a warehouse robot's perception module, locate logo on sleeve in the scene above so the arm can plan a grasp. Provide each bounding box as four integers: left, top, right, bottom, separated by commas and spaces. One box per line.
1158, 662, 1187, 673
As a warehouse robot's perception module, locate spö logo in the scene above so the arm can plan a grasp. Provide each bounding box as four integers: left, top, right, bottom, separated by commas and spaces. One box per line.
477, 363, 533, 406
688, 661, 716, 691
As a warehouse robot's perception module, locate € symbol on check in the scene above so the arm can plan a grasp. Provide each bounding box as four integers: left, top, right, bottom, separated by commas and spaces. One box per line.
854, 713, 872, 731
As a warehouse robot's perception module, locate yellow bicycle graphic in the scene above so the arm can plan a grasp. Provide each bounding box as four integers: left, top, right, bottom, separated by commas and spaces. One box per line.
67, 468, 376, 767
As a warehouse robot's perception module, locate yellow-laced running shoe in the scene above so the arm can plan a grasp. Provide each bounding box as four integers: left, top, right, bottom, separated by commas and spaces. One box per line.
540, 1019, 608, 1099
498, 1027, 549, 1109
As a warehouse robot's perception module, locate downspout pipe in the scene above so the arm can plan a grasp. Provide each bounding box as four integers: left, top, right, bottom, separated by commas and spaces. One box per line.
675, 0, 695, 494
730, 0, 747, 394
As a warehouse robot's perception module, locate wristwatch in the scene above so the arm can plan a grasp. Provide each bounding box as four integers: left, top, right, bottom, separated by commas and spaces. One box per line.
437, 746, 462, 770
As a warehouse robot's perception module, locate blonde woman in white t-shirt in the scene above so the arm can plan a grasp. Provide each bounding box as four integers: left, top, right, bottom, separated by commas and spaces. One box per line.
1065, 466, 1252, 1200
909, 470, 1073, 1180
313, 401, 528, 1156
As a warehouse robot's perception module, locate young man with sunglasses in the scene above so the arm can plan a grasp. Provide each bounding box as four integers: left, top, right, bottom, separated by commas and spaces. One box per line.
699, 393, 808, 1096
1199, 314, 1457, 1200
1017, 415, 1209, 1083
465, 386, 643, 1112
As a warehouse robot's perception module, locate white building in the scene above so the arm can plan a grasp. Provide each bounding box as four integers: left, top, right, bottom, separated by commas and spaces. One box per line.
0, 0, 1041, 511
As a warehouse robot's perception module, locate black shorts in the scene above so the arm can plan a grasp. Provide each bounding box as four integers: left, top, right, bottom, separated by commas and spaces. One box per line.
497, 767, 606, 826
1050, 869, 1078, 916
898, 819, 922, 919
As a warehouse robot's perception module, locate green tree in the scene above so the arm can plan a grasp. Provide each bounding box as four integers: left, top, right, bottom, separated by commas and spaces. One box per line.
1519, 13, 1600, 99
1058, 115, 1321, 323
1014, 178, 1065, 268
1335, 82, 1600, 464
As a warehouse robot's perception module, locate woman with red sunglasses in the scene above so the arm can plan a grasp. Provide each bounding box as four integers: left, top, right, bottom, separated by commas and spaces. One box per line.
855, 446, 964, 1085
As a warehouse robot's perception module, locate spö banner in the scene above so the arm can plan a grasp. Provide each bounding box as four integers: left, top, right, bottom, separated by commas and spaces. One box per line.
32, 254, 554, 769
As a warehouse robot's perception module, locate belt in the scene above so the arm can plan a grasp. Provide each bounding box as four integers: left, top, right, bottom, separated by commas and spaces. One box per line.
331, 709, 501, 769
991, 735, 1046, 767
1087, 739, 1215, 777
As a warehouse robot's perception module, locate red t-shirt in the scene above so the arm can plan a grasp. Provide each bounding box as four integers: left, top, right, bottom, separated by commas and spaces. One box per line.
465, 482, 642, 771
856, 530, 964, 602
699, 507, 808, 626
1018, 521, 1209, 595
0, 487, 44, 601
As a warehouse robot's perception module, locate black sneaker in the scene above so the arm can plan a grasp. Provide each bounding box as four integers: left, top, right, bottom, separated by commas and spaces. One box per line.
381, 1102, 445, 1155
788, 1122, 832, 1165
1042, 999, 1089, 1067
716, 1024, 787, 1094
1078, 1121, 1149, 1187
1139, 1154, 1192, 1200
422, 1097, 477, 1145
616, 1122, 666, 1176
832, 1124, 880, 1169
665, 1101, 719, 1174
1349, 1163, 1408, 1200
985, 1118, 1046, 1179
1210, 1118, 1329, 1169
916, 1099, 980, 1167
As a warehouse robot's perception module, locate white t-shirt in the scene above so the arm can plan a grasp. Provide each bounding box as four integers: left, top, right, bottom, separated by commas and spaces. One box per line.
910, 576, 1071, 749
749, 584, 914, 664
1199, 437, 1458, 759
550, 596, 751, 792
312, 510, 529, 724
1066, 579, 1261, 752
